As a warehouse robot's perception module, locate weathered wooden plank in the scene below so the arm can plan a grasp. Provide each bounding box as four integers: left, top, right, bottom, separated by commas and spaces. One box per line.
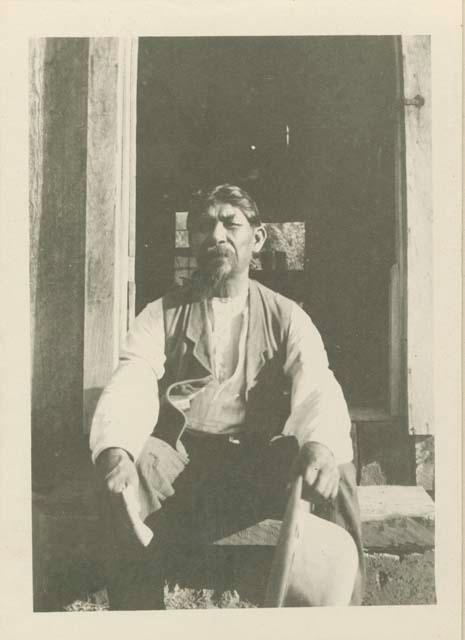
29, 38, 89, 489
357, 485, 434, 522
83, 38, 139, 433
402, 36, 433, 435
361, 518, 434, 554
83, 38, 121, 433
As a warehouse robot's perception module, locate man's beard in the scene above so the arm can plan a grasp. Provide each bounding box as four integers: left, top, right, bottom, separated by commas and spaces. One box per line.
191, 245, 238, 299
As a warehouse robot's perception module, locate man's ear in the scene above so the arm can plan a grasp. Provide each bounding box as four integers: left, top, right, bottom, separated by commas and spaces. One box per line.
253, 224, 267, 253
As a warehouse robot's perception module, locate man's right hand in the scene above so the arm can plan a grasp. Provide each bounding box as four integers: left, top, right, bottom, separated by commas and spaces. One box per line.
96, 447, 138, 494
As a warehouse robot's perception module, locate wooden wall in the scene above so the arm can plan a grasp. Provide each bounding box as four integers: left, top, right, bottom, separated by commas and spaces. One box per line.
83, 38, 122, 432
30, 38, 136, 489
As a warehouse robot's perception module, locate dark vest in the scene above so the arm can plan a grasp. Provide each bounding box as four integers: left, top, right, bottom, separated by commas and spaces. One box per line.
153, 279, 294, 448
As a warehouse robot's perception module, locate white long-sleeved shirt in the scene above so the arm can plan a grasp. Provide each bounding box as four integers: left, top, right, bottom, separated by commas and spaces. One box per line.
89, 293, 353, 465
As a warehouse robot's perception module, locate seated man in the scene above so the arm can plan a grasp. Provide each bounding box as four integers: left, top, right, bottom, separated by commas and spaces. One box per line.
90, 184, 365, 610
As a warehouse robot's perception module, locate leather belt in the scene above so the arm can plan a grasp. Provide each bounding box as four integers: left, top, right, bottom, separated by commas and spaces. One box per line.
182, 427, 269, 448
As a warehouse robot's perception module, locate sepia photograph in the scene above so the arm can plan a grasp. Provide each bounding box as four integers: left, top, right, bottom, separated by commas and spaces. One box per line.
0, 2, 462, 640
29, 33, 437, 612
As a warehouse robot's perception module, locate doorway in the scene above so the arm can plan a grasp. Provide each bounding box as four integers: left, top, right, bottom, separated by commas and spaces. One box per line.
135, 36, 405, 434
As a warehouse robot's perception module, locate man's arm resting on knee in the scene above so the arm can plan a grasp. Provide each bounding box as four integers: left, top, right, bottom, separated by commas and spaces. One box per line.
282, 303, 353, 500
95, 447, 138, 494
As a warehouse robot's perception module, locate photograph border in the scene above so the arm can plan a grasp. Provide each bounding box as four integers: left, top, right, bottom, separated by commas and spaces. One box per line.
0, 2, 462, 639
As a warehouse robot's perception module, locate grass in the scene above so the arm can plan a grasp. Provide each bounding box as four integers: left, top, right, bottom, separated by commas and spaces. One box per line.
63, 585, 257, 611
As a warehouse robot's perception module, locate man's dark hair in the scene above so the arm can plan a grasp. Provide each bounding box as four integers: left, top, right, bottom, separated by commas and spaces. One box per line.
187, 184, 262, 231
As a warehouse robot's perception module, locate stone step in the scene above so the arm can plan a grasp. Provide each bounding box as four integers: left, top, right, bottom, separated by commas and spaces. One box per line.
213, 485, 434, 552
34, 483, 435, 551
358, 485, 434, 521
35, 479, 435, 522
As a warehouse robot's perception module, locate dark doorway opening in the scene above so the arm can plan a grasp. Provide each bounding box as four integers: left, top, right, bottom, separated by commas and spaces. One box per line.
136, 36, 402, 419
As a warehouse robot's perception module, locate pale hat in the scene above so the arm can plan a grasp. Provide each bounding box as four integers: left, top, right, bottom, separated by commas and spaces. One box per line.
265, 476, 359, 607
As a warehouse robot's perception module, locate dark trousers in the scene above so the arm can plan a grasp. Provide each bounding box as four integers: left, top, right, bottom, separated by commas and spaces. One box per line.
100, 434, 365, 610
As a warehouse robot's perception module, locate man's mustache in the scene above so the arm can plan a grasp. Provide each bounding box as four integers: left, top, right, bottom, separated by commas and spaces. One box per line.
200, 245, 233, 259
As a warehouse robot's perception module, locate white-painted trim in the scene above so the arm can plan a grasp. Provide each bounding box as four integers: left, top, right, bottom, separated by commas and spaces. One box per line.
402, 36, 433, 435
115, 37, 139, 363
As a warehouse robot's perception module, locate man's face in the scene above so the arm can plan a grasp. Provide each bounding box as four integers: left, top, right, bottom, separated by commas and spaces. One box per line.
189, 203, 266, 286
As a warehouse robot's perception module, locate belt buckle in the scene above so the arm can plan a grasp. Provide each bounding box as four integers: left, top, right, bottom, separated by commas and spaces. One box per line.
228, 436, 241, 445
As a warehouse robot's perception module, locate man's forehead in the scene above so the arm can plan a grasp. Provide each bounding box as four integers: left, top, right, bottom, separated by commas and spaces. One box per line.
204, 203, 248, 221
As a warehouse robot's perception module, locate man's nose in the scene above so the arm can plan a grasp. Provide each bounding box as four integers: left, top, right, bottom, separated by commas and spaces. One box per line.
210, 221, 227, 243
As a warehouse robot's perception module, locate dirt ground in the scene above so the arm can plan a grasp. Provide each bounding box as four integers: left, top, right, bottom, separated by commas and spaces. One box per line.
63, 549, 436, 611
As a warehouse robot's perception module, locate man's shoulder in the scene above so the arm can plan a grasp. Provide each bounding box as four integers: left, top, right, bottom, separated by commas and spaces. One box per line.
250, 280, 320, 337
146, 283, 197, 312
144, 280, 300, 316
250, 278, 298, 315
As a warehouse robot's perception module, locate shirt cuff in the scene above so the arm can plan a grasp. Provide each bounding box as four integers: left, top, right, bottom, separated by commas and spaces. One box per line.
91, 438, 139, 465
303, 434, 354, 466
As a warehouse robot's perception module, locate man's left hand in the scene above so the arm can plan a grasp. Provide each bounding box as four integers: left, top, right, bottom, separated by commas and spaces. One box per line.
293, 441, 340, 502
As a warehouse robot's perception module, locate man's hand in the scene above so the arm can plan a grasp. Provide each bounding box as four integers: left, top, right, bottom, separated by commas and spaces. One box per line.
293, 441, 340, 502
96, 447, 139, 494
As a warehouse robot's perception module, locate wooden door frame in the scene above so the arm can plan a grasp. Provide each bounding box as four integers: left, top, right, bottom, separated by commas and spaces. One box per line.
82, 37, 138, 434
390, 35, 408, 423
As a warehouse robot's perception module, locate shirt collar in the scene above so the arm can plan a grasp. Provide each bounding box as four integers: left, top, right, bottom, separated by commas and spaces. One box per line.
211, 289, 248, 317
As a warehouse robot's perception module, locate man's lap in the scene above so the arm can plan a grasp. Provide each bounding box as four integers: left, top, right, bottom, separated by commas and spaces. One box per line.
141, 433, 300, 545
99, 432, 364, 607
